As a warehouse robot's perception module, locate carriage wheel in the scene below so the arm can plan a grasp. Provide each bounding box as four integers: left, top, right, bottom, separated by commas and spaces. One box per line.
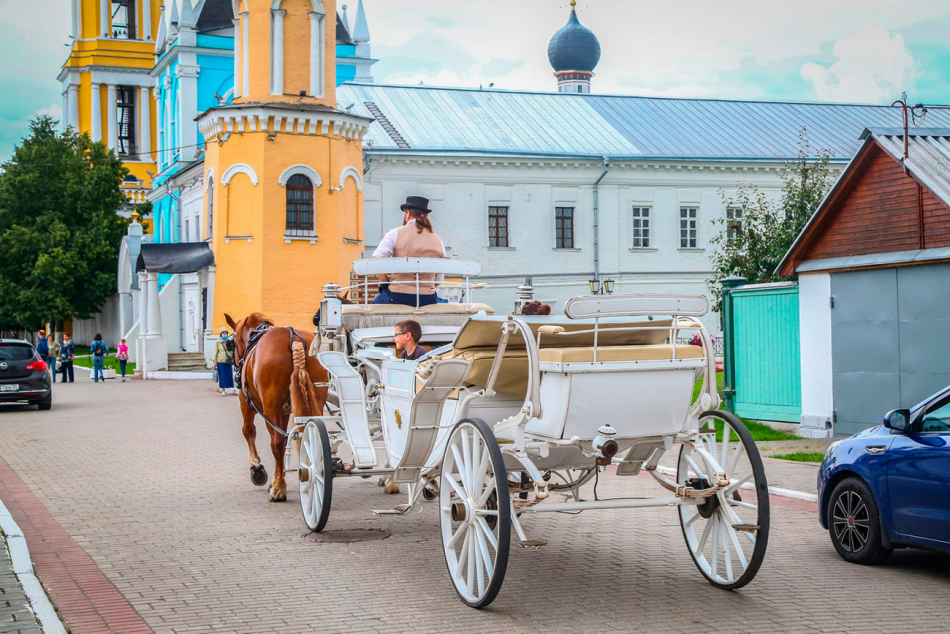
298, 420, 333, 532
677, 410, 769, 590
439, 418, 511, 609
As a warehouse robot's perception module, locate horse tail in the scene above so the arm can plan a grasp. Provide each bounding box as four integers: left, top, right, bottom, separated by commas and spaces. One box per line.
290, 340, 320, 420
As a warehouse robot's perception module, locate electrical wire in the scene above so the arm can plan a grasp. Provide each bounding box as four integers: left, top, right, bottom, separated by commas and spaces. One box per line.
2, 139, 206, 171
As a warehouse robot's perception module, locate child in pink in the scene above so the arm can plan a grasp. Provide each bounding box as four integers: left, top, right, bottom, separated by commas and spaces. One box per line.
116, 339, 130, 382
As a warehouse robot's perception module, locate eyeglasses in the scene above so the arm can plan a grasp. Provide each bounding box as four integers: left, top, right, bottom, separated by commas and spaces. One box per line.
393, 332, 407, 339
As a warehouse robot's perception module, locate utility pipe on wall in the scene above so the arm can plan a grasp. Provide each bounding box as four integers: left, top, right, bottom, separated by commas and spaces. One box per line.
592, 157, 611, 285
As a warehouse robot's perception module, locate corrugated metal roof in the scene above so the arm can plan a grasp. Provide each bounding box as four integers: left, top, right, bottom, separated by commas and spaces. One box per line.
337, 83, 950, 161
867, 127, 950, 207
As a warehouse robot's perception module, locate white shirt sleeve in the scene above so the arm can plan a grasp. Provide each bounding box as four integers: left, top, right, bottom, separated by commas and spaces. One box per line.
372, 227, 399, 258
435, 238, 447, 284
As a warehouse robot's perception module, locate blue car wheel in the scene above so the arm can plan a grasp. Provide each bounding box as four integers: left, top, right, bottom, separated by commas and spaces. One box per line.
827, 477, 892, 565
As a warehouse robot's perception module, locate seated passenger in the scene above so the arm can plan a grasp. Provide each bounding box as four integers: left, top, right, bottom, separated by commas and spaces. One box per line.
394, 319, 427, 361
372, 196, 446, 307
521, 301, 551, 315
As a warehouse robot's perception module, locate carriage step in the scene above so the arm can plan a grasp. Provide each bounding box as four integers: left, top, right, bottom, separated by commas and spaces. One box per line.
371, 504, 411, 516
733, 523, 759, 533
518, 539, 547, 549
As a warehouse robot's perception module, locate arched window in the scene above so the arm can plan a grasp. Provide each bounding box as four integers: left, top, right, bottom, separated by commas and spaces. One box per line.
206, 178, 214, 239
285, 174, 314, 236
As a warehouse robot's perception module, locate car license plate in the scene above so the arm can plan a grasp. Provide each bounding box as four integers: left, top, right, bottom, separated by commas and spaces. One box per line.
0, 384, 18, 392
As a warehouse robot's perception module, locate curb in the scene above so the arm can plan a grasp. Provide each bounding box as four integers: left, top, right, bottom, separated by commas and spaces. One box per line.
655, 466, 819, 503
0, 499, 68, 634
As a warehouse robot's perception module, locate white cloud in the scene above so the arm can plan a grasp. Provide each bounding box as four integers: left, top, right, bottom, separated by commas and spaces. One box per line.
800, 26, 917, 103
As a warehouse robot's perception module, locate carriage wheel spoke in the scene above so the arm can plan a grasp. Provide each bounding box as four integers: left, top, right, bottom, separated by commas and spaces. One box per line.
724, 518, 748, 570
697, 513, 714, 553
476, 477, 496, 508
684, 508, 702, 528
466, 530, 476, 598
728, 443, 745, 476
456, 529, 470, 574
724, 472, 751, 495
461, 429, 474, 495
720, 518, 734, 581
445, 472, 467, 500
711, 520, 720, 578
445, 520, 467, 550
475, 516, 499, 553
728, 499, 757, 511
685, 455, 707, 480
474, 521, 493, 577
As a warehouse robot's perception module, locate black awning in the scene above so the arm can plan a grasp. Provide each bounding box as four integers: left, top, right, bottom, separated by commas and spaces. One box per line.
136, 242, 215, 274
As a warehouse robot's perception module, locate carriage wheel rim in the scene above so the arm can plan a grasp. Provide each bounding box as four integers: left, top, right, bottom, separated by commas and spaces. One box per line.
439, 420, 509, 606
299, 421, 327, 531
831, 490, 870, 552
677, 412, 769, 589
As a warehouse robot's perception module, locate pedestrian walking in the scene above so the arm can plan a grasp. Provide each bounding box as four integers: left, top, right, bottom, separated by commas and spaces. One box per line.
214, 327, 235, 395
47, 334, 59, 382
36, 330, 50, 365
59, 334, 75, 383
91, 333, 109, 383
115, 339, 130, 381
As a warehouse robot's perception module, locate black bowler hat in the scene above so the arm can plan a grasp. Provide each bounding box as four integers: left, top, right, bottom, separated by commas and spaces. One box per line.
400, 195, 433, 213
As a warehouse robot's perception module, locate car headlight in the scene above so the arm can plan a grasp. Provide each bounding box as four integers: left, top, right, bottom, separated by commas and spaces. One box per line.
825, 440, 842, 459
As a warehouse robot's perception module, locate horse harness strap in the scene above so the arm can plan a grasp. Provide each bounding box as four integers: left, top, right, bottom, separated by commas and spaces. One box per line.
239, 323, 293, 438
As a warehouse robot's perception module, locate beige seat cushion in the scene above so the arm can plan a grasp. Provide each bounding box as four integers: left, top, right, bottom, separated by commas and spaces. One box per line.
437, 347, 528, 399
538, 344, 705, 364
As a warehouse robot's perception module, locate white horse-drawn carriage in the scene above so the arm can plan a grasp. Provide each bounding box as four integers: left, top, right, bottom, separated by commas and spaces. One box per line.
286, 259, 769, 608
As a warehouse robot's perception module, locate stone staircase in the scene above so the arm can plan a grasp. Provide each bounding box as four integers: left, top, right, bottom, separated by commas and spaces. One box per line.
166, 352, 209, 373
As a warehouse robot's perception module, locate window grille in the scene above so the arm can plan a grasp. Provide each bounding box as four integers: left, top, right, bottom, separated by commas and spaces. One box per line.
632, 207, 651, 248
555, 207, 574, 249
285, 174, 315, 235
726, 206, 743, 243
680, 207, 698, 248
206, 180, 214, 239
488, 206, 509, 248
116, 86, 137, 156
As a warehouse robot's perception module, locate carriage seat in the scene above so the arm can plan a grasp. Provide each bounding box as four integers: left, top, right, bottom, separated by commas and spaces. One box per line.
538, 344, 705, 364
340, 303, 493, 331
435, 347, 529, 399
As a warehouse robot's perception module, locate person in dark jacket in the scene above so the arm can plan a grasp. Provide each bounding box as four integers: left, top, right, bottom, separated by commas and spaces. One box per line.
36, 332, 50, 363
59, 334, 75, 383
91, 333, 109, 383
394, 319, 427, 361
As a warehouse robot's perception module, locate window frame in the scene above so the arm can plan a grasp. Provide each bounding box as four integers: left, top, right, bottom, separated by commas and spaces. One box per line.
285, 173, 316, 237
631, 206, 652, 249
726, 206, 743, 243
488, 205, 510, 248
111, 0, 136, 40
116, 85, 137, 157
555, 206, 575, 250
679, 206, 699, 249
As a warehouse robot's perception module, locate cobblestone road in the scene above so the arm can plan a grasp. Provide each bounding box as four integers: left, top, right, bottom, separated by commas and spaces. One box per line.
0, 378, 947, 633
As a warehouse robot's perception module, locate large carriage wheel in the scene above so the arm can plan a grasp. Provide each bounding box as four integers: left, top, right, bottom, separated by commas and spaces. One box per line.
298, 420, 333, 532
677, 410, 769, 590
439, 418, 511, 609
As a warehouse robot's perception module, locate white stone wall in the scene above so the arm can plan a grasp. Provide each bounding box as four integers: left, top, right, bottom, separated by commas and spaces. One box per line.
362, 156, 788, 332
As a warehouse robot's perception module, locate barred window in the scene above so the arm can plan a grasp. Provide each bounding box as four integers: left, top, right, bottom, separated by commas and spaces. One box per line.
116, 86, 137, 156
555, 207, 574, 249
726, 207, 743, 243
632, 207, 651, 248
488, 206, 509, 248
679, 207, 698, 248
285, 174, 315, 235
206, 179, 214, 239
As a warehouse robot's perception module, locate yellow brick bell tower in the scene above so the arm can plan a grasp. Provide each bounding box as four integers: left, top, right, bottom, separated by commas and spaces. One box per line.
198, 0, 371, 330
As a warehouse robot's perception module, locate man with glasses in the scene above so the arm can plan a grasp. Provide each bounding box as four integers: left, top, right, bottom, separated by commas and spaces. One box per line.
393, 319, 426, 361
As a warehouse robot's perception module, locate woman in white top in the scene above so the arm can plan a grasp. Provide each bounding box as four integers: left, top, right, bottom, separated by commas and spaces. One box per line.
372, 196, 447, 307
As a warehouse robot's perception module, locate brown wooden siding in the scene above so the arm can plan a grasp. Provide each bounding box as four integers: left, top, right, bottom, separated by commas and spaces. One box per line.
806, 145, 950, 261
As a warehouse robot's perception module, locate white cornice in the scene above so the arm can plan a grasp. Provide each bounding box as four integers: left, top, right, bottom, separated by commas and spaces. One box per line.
198, 105, 371, 142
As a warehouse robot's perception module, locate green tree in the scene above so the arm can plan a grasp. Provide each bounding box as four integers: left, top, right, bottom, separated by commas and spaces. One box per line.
708, 130, 834, 310
0, 116, 130, 329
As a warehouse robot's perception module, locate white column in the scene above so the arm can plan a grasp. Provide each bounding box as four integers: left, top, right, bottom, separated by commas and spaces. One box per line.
308, 11, 324, 97
61, 90, 68, 132
139, 85, 151, 159
68, 83, 80, 130
90, 83, 102, 141
146, 271, 161, 336
106, 84, 118, 151
100, 0, 109, 37
70, 0, 78, 38
271, 10, 286, 95
137, 271, 149, 332
232, 19, 241, 98
141, 0, 152, 40
241, 12, 249, 98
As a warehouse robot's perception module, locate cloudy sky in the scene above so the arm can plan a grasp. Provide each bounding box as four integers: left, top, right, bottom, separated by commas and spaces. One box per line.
2, 0, 949, 160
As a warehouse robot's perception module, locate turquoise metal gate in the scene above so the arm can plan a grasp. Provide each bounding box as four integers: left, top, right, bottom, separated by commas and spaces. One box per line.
722, 279, 801, 423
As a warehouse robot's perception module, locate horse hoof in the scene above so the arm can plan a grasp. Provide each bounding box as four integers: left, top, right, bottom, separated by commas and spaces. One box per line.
268, 493, 287, 502
250, 465, 268, 487
384, 481, 401, 495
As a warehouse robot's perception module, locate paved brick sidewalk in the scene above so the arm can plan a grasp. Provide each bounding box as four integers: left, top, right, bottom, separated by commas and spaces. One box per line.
0, 539, 41, 634
0, 378, 948, 633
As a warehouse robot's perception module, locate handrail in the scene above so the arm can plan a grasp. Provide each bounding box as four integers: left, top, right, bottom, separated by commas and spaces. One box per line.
352, 257, 481, 276
565, 293, 709, 319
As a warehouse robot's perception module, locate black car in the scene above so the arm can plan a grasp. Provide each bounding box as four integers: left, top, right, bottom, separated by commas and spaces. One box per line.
0, 339, 52, 410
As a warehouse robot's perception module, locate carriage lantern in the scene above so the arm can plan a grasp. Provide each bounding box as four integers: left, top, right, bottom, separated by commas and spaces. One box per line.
603, 279, 615, 294
588, 279, 600, 294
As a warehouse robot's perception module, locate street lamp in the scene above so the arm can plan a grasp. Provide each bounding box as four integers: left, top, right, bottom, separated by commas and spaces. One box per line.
588, 279, 601, 295
603, 279, 615, 294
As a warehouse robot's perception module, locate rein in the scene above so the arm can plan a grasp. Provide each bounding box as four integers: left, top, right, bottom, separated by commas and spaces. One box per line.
237, 323, 308, 438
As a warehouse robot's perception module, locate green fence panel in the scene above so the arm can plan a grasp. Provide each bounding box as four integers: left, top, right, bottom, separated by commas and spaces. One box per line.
730, 283, 801, 423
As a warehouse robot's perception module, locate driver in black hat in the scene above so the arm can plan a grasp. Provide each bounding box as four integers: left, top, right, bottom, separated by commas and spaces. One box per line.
372, 195, 446, 307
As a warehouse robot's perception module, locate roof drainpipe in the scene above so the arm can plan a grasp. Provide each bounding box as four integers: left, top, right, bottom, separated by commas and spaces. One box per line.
592, 157, 611, 289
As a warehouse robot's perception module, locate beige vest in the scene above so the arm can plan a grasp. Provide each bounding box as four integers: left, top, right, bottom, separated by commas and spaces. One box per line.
390, 223, 444, 295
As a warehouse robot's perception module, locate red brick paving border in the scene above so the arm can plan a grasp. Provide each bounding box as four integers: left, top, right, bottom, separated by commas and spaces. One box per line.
0, 454, 152, 634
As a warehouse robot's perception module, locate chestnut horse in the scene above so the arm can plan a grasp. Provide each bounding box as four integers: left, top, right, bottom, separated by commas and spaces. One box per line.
225, 312, 329, 502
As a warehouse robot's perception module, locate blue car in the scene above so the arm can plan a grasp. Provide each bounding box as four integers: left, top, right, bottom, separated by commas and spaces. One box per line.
818, 385, 950, 564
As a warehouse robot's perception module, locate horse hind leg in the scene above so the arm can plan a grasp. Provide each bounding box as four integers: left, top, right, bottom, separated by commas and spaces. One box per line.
267, 409, 291, 502
241, 399, 268, 486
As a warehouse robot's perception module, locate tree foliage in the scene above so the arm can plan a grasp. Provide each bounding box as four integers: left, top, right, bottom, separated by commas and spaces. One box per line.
708, 130, 835, 310
0, 116, 129, 329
